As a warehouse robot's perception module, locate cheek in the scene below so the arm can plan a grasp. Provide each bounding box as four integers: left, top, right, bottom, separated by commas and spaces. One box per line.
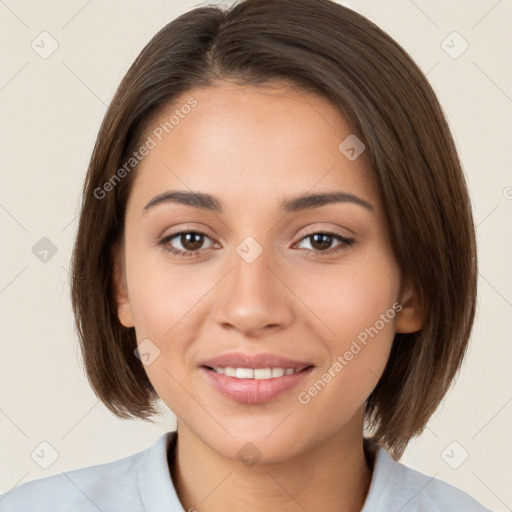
124, 241, 211, 338
303, 250, 400, 343
123, 247, 214, 402
295, 252, 399, 403
296, 314, 395, 431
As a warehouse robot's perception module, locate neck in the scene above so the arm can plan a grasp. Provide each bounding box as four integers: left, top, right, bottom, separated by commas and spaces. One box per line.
170, 417, 373, 512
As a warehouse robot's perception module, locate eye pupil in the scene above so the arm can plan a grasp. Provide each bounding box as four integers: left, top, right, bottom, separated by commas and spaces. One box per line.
182, 232, 203, 251
311, 233, 332, 251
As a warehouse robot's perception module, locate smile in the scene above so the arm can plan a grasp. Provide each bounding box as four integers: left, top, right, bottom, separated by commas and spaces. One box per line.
200, 365, 314, 404
209, 367, 300, 379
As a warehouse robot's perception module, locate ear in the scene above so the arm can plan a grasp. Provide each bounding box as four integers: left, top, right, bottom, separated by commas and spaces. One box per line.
111, 243, 135, 328
395, 281, 424, 334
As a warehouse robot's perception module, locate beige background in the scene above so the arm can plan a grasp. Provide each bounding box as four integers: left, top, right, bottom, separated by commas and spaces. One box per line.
1, 0, 511, 509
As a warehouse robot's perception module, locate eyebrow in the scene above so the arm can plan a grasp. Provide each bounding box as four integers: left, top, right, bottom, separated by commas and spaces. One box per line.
142, 190, 374, 214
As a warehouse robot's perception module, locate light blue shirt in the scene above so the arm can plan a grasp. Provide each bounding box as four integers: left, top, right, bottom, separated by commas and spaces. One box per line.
0, 431, 491, 511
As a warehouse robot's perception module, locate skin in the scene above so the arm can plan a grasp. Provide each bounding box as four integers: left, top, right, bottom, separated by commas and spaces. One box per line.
114, 80, 423, 512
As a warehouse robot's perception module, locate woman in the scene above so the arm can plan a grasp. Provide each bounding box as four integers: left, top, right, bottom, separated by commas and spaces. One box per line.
0, 0, 491, 510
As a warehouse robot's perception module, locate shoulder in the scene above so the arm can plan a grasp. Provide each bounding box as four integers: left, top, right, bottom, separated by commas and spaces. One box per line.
387, 460, 491, 511
0, 446, 145, 512
362, 439, 493, 512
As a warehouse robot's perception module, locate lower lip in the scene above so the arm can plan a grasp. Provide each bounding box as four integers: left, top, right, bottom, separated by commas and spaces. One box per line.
200, 366, 314, 404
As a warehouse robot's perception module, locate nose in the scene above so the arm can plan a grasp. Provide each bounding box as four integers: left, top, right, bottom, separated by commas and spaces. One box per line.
212, 240, 295, 337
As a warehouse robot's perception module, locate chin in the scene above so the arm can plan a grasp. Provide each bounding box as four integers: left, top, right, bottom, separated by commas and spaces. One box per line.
196, 416, 316, 465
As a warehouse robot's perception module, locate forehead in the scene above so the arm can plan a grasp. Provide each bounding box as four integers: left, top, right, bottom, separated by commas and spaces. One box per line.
127, 81, 380, 215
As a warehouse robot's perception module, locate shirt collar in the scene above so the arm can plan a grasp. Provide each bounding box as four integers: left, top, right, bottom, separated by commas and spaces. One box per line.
138, 431, 183, 511
361, 436, 399, 510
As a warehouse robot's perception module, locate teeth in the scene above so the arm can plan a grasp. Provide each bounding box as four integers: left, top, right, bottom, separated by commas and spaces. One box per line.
235, 368, 253, 379
254, 368, 272, 379
224, 367, 236, 377
212, 367, 298, 379
271, 368, 284, 378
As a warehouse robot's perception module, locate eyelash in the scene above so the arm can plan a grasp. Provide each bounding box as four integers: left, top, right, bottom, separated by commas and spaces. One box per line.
158, 230, 355, 258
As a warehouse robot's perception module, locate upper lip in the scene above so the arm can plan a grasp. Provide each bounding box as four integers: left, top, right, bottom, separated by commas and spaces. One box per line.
199, 352, 313, 372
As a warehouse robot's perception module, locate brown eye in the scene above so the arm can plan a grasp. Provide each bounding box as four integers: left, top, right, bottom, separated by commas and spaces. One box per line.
309, 233, 335, 251
160, 231, 215, 256
178, 232, 204, 251
296, 232, 355, 256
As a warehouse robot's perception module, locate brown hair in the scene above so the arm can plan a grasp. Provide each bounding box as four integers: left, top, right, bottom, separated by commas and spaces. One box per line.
71, 0, 477, 459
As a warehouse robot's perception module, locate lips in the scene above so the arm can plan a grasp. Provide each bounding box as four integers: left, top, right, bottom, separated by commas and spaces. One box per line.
199, 352, 315, 404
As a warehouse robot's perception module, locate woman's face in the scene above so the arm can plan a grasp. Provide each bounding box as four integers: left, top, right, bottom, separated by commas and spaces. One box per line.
114, 81, 421, 462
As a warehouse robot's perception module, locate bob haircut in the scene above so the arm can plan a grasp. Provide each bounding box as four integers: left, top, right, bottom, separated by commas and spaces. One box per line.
71, 0, 477, 460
